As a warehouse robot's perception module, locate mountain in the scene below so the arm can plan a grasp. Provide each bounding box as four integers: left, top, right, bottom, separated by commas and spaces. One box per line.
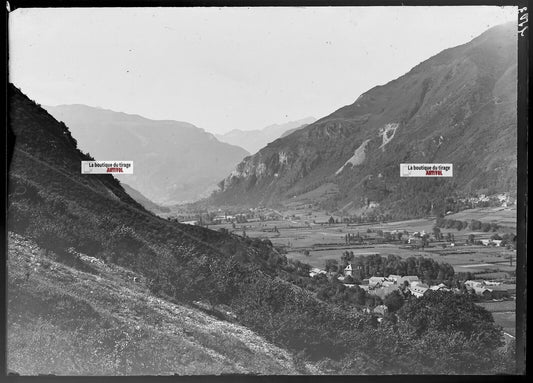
212, 23, 517, 217
215, 117, 316, 154
43, 104, 249, 205
280, 123, 313, 138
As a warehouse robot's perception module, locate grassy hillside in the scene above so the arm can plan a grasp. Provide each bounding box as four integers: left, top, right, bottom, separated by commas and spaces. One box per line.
7, 232, 306, 375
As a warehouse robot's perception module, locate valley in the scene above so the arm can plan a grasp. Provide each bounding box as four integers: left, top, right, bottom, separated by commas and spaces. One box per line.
7, 13, 521, 376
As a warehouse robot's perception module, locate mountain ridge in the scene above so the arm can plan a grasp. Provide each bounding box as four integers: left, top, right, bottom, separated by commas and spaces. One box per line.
215, 117, 316, 154
44, 104, 249, 205
211, 22, 517, 217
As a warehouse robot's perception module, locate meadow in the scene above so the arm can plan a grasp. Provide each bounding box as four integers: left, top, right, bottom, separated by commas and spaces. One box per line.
208, 206, 516, 276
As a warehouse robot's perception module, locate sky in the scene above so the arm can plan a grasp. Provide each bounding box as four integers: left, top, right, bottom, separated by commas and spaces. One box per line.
9, 6, 517, 134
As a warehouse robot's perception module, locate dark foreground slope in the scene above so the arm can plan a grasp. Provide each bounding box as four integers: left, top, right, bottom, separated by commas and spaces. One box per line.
44, 104, 249, 204
7, 232, 305, 375
213, 23, 517, 217
8, 84, 514, 374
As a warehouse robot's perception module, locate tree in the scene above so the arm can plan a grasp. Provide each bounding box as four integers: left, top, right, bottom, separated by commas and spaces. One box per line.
432, 226, 441, 240
384, 290, 405, 313
341, 251, 354, 266
325, 259, 339, 273
397, 291, 503, 350
343, 275, 355, 284
328, 216, 335, 225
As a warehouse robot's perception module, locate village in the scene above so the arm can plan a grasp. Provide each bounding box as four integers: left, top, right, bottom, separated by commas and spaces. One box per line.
163, 202, 517, 337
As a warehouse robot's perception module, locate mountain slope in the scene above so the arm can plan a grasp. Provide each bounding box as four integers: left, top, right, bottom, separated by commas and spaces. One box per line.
215, 117, 316, 154
44, 104, 249, 204
213, 23, 517, 217
120, 182, 171, 215
7, 232, 303, 375
7, 83, 353, 374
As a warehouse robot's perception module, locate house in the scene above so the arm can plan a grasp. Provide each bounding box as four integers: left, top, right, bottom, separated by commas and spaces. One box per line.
473, 286, 493, 298
429, 283, 449, 291
409, 284, 429, 298
388, 274, 402, 282
309, 268, 327, 278
368, 276, 387, 287
408, 237, 424, 245
373, 305, 388, 316
465, 280, 485, 289
344, 263, 353, 277
480, 239, 503, 247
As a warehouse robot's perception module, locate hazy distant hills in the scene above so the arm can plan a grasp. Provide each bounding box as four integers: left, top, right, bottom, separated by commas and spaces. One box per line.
213, 23, 517, 217
215, 117, 316, 154
44, 104, 249, 205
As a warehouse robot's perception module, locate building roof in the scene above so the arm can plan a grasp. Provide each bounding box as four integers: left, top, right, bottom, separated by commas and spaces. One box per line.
409, 285, 429, 295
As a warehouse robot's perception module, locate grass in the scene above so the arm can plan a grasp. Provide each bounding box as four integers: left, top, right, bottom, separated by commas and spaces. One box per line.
7, 232, 306, 375
445, 207, 516, 230
208, 212, 517, 274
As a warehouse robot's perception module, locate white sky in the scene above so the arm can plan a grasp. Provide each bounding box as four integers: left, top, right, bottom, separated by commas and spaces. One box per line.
9, 6, 517, 134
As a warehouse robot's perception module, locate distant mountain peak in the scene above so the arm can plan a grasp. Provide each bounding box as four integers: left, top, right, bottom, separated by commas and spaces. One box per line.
216, 117, 317, 154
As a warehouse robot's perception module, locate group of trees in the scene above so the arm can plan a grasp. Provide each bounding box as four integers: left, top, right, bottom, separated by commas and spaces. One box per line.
328, 253, 455, 285
436, 216, 500, 232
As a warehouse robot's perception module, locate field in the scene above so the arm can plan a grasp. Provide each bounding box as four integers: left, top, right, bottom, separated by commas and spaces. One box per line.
445, 207, 516, 230
207, 206, 516, 276
476, 300, 516, 337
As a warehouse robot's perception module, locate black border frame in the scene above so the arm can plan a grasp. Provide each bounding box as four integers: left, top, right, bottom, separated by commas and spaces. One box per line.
2, 0, 529, 381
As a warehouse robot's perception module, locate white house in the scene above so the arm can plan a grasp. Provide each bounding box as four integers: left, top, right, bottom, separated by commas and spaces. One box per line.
429, 283, 449, 291
309, 268, 327, 278
465, 280, 484, 289
344, 263, 353, 277
409, 284, 429, 298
